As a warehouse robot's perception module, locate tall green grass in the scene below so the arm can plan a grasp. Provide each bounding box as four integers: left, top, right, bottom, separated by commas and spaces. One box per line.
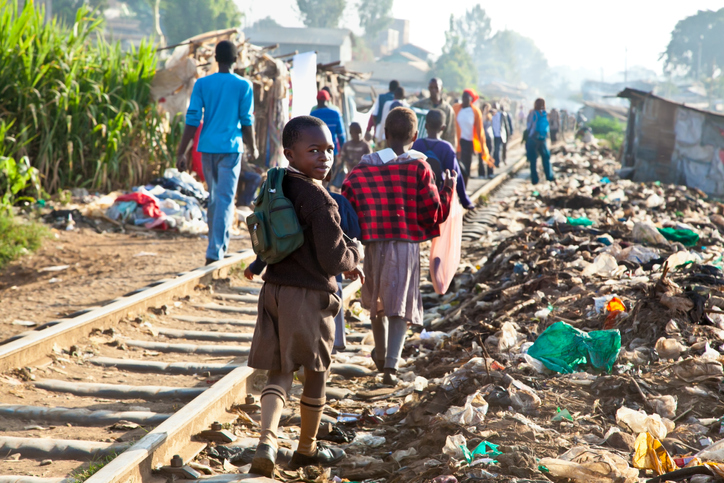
0, 0, 183, 194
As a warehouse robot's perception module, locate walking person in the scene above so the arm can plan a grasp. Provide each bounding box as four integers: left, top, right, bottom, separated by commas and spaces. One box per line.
453, 89, 490, 184
343, 107, 454, 386
412, 78, 458, 150
365, 80, 399, 146
311, 90, 346, 188
247, 116, 363, 477
549, 108, 561, 144
480, 102, 494, 178
491, 103, 508, 170
526, 98, 554, 185
176, 40, 258, 265
500, 105, 514, 165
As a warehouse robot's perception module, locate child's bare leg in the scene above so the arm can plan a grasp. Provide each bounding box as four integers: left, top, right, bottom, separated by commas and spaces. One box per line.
370, 315, 388, 371
297, 369, 328, 456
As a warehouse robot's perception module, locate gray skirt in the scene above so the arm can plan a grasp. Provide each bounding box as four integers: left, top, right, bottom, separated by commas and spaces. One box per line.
248, 283, 341, 373
362, 240, 423, 325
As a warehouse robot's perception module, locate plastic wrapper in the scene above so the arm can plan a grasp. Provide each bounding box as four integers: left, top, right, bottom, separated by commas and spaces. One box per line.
429, 192, 462, 294
616, 407, 671, 440
633, 432, 677, 475
632, 221, 669, 245
443, 391, 489, 426
655, 337, 686, 360
540, 446, 638, 483
527, 321, 621, 374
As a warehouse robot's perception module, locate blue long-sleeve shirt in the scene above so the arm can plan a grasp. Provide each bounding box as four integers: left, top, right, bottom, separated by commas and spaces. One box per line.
249, 191, 360, 275
186, 73, 254, 153
311, 107, 346, 155
412, 137, 474, 209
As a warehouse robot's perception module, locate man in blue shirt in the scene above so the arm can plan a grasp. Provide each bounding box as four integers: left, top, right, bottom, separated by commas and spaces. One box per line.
364, 80, 399, 142
311, 90, 346, 188
176, 41, 258, 265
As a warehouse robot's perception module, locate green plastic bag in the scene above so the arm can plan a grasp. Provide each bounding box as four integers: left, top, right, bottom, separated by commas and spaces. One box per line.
566, 216, 594, 226
462, 441, 502, 464
657, 227, 699, 247
527, 321, 621, 374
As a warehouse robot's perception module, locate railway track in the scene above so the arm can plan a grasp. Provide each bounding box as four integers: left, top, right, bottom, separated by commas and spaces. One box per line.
0, 153, 529, 483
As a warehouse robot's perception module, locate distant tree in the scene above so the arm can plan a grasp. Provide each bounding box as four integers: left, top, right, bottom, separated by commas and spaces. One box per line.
160, 0, 242, 44
358, 0, 392, 39
432, 15, 477, 92
454, 4, 491, 57
478, 30, 550, 89
662, 8, 724, 80
351, 34, 374, 61
53, 0, 107, 25
250, 16, 282, 29
296, 0, 346, 28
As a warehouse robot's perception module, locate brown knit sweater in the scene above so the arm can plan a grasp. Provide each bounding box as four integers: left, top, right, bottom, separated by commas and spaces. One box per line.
263, 171, 361, 293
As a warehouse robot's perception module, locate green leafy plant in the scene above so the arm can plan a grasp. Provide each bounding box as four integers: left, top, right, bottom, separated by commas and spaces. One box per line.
588, 116, 625, 152
0, 0, 182, 194
0, 214, 49, 269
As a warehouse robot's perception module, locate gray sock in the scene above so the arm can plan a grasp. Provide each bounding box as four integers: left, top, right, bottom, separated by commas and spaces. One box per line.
370, 315, 387, 366
385, 316, 408, 370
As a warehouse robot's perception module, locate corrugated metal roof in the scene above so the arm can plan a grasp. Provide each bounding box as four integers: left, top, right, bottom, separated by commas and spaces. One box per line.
244, 27, 352, 47
618, 88, 724, 119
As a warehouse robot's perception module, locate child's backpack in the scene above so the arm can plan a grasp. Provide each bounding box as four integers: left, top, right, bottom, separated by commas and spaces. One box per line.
534, 111, 550, 141
421, 140, 445, 190
246, 167, 304, 264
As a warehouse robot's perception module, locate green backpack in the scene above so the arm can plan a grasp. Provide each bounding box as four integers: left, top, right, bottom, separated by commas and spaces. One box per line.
246, 167, 305, 264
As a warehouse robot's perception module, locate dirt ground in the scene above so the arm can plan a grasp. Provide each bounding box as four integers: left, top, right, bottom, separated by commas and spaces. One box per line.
0, 224, 251, 340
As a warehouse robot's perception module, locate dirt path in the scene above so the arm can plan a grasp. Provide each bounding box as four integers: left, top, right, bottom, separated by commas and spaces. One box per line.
0, 226, 251, 340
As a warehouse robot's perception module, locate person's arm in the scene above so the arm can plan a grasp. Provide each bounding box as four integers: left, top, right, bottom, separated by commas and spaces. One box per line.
335, 113, 346, 148
177, 82, 203, 171
244, 256, 267, 279
447, 148, 474, 208
307, 202, 361, 276
416, 163, 454, 227
444, 105, 458, 150
239, 82, 259, 160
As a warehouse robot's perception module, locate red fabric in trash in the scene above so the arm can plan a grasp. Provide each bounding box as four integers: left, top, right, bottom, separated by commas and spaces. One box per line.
115, 192, 163, 219
192, 122, 205, 182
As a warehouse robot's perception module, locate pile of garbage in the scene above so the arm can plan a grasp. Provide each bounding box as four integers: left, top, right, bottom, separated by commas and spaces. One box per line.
268, 143, 724, 483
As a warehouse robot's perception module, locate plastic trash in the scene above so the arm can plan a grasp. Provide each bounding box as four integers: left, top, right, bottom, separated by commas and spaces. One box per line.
646, 193, 665, 208
534, 307, 552, 320
616, 407, 671, 440
497, 322, 519, 352
658, 227, 700, 247
509, 381, 542, 411
540, 446, 638, 483
442, 434, 467, 459
527, 321, 621, 374
632, 221, 669, 245
672, 357, 724, 383
552, 407, 574, 422
604, 297, 626, 330
567, 216, 594, 226
619, 245, 660, 264
443, 391, 489, 426
431, 476, 458, 483
696, 437, 724, 462
650, 395, 678, 419
429, 194, 463, 294
582, 253, 619, 278
349, 432, 386, 448
633, 432, 677, 475
597, 234, 614, 246
655, 337, 686, 360
594, 294, 621, 314
391, 447, 417, 462
462, 441, 502, 464
666, 250, 701, 269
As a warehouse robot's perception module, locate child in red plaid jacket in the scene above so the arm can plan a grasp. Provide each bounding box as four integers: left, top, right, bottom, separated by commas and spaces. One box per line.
342, 107, 456, 385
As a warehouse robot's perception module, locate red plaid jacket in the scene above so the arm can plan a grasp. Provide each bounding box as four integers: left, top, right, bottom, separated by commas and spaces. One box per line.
342, 149, 453, 243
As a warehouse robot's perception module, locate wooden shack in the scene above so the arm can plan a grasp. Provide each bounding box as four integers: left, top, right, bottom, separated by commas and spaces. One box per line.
619, 88, 724, 196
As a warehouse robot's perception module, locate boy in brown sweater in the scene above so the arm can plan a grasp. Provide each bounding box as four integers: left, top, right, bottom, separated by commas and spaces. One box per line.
248, 116, 363, 478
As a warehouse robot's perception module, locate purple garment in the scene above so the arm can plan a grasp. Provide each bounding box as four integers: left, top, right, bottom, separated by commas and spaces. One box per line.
412, 137, 474, 208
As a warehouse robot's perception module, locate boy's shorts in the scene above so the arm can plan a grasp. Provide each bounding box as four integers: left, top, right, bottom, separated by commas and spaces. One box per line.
248, 283, 341, 373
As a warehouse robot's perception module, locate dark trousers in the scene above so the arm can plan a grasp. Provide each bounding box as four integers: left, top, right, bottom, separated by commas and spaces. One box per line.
458, 139, 473, 184
479, 135, 493, 175
550, 129, 559, 143
493, 137, 504, 167
526, 137, 553, 185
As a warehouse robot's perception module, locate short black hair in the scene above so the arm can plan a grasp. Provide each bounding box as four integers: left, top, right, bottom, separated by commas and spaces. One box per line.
426, 109, 444, 130
215, 40, 237, 64
389, 80, 400, 91
385, 107, 417, 143
349, 122, 361, 131
394, 86, 405, 99
282, 116, 327, 149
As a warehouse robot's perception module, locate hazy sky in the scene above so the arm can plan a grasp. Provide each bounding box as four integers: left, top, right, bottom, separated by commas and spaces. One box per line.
238, 0, 723, 82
